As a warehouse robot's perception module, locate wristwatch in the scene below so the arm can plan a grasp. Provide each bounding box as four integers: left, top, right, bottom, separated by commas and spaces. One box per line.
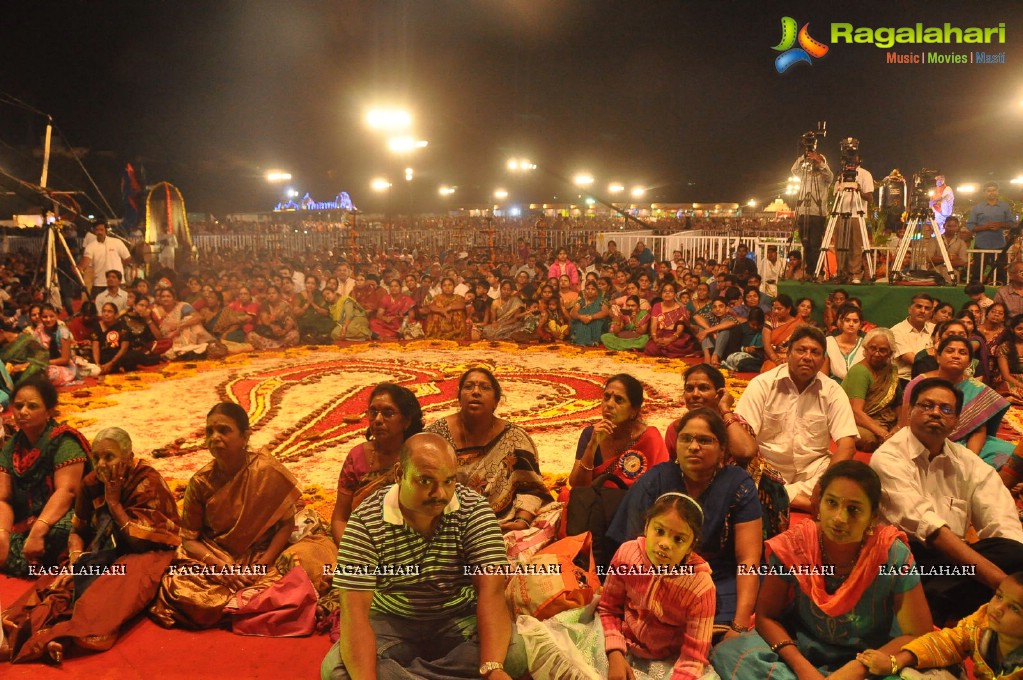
479, 661, 504, 677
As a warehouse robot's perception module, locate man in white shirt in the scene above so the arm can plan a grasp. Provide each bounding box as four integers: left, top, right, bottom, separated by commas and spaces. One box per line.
94, 270, 130, 312
929, 174, 954, 232
891, 294, 935, 384
758, 245, 784, 298
734, 325, 858, 512
870, 377, 1023, 622
334, 262, 356, 298
80, 221, 131, 297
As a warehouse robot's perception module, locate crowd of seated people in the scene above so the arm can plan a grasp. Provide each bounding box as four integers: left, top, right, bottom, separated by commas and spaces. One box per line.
0, 220, 831, 401
5, 222, 1023, 676
1, 322, 1023, 678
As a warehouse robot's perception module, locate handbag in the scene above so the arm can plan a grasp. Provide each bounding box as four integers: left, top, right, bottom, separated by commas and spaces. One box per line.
229, 567, 317, 637
505, 531, 600, 620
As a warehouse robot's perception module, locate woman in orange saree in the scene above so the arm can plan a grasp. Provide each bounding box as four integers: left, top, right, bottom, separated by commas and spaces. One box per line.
2, 427, 180, 664
760, 294, 804, 373
149, 403, 335, 629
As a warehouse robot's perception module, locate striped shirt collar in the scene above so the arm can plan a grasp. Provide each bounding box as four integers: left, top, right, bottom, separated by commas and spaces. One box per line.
382, 483, 461, 526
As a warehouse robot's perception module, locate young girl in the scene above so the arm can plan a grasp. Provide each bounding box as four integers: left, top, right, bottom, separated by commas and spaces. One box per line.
537, 297, 570, 342
599, 492, 718, 680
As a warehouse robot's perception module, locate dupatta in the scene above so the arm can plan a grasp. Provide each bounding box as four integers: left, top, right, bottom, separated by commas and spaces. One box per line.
766, 520, 908, 617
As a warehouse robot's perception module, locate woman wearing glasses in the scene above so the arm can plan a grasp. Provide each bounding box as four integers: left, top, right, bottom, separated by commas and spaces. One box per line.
607, 408, 763, 637
899, 335, 1013, 467
425, 368, 553, 550
842, 327, 902, 452
330, 383, 424, 543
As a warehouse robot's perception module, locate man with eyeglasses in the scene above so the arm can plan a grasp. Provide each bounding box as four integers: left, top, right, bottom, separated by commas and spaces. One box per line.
734, 325, 858, 513
871, 377, 1023, 624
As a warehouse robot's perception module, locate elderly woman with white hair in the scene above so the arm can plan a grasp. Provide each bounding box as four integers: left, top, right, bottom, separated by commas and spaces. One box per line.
2, 427, 180, 664
841, 327, 902, 451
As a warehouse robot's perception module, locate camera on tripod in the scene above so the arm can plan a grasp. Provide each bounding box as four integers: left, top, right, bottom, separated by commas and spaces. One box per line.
910, 169, 939, 215
838, 138, 860, 184
799, 121, 827, 160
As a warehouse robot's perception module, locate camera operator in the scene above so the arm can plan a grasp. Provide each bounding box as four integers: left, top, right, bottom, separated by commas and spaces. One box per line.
791, 147, 832, 280
832, 140, 874, 284
925, 215, 967, 283
929, 174, 954, 232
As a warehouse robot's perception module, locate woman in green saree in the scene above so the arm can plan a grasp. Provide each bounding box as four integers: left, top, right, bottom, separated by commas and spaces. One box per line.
843, 327, 902, 452
570, 280, 609, 347
601, 295, 650, 352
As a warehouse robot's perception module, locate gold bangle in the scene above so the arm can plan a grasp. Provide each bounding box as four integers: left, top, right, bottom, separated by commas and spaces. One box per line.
890, 655, 899, 676
201, 552, 213, 563
36, 518, 53, 528
577, 460, 594, 471
0, 528, 9, 534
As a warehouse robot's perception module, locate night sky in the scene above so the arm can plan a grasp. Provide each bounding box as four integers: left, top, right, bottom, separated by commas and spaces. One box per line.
1, 1, 1022, 217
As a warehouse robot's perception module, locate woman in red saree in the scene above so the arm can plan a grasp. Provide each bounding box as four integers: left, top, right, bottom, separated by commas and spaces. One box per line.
150, 402, 335, 629
2, 427, 180, 664
643, 282, 697, 358
368, 279, 415, 340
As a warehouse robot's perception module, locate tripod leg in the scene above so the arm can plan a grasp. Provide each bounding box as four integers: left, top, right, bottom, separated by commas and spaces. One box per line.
816, 216, 838, 279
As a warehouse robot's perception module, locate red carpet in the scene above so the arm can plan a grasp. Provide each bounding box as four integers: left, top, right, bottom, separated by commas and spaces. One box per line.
0, 576, 331, 679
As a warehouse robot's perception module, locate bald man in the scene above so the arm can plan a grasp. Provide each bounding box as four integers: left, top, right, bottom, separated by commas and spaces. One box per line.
322, 433, 524, 680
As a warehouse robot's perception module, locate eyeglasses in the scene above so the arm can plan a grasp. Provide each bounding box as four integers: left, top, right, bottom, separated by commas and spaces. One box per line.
461, 381, 494, 393
913, 401, 955, 416
678, 434, 719, 447
864, 346, 892, 355
367, 408, 400, 419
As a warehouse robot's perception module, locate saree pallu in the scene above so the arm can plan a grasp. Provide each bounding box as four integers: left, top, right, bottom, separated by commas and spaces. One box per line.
425, 419, 553, 520
0, 421, 89, 576
369, 294, 415, 339
759, 317, 802, 373
332, 297, 371, 341
643, 303, 696, 357
247, 301, 301, 349
425, 293, 468, 340
483, 296, 526, 340
903, 375, 1012, 467
3, 462, 181, 662
601, 310, 650, 351
426, 419, 557, 557
351, 286, 384, 316
711, 523, 916, 680
32, 323, 78, 386
149, 452, 335, 629
336, 442, 396, 511
152, 302, 215, 359
857, 364, 901, 451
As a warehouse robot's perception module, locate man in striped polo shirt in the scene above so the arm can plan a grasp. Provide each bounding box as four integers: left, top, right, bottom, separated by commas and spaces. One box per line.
320, 433, 524, 680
